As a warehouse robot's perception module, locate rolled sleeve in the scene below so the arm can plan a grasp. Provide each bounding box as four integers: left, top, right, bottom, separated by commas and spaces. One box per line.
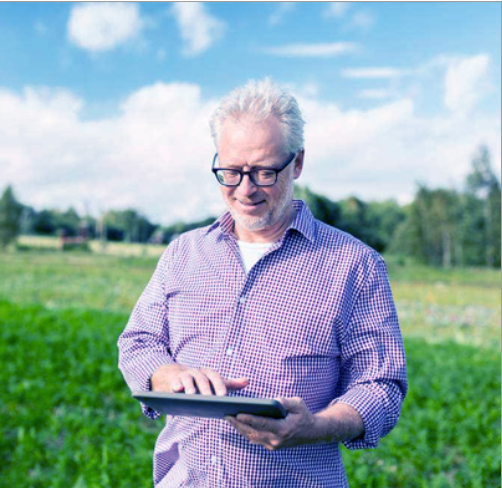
117, 246, 176, 420
333, 254, 408, 450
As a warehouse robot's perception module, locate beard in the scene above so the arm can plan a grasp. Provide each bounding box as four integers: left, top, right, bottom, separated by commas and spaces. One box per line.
227, 182, 294, 233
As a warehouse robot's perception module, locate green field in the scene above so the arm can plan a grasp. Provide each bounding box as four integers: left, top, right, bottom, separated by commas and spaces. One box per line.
0, 247, 500, 487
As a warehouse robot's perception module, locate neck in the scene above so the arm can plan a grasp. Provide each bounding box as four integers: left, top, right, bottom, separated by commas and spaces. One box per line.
234, 205, 296, 243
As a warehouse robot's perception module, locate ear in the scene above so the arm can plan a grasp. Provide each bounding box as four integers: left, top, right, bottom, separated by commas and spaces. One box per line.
293, 149, 305, 180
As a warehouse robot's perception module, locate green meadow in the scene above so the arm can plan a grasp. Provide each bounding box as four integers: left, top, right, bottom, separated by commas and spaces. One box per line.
0, 247, 500, 487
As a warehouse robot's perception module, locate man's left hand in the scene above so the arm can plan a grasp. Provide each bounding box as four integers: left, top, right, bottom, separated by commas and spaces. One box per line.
225, 397, 319, 450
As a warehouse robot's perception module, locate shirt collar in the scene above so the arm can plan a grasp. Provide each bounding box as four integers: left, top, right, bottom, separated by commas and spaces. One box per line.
206, 199, 317, 244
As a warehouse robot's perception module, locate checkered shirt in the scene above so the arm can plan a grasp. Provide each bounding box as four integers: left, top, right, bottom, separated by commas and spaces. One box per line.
118, 199, 408, 487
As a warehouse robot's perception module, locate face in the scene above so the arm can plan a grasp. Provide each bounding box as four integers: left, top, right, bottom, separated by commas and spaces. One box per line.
217, 115, 303, 241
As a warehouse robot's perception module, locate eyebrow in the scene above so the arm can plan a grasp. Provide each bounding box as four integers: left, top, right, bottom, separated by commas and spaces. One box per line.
223, 160, 280, 170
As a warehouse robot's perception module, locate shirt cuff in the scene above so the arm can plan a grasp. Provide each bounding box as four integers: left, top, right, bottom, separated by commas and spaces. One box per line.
331, 387, 386, 450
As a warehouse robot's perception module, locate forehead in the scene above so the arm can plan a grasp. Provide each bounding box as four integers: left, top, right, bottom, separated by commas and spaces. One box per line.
218, 115, 285, 163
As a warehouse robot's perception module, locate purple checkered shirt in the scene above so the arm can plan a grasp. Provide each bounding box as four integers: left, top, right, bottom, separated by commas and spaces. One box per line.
118, 200, 407, 488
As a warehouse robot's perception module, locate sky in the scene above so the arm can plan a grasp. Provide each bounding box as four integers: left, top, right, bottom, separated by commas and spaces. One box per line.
0, 1, 500, 225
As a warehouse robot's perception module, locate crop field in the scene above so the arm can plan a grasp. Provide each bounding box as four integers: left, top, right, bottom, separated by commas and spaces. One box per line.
0, 246, 500, 488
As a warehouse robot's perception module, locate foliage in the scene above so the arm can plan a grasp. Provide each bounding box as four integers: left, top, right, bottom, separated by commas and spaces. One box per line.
0, 301, 157, 488
0, 298, 499, 487
0, 185, 23, 249
391, 146, 501, 268
151, 216, 217, 244
30, 207, 95, 239
3, 143, 500, 266
342, 339, 501, 487
294, 185, 405, 252
102, 209, 156, 243
0, 250, 500, 487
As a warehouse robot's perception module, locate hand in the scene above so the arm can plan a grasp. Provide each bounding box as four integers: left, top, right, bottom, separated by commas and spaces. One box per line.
151, 363, 249, 396
226, 397, 317, 450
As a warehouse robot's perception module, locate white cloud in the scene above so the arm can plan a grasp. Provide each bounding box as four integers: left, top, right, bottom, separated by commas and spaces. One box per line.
444, 54, 490, 115
297, 94, 500, 203
34, 21, 48, 36
67, 2, 144, 52
0, 83, 220, 224
350, 11, 375, 30
269, 2, 296, 26
0, 75, 499, 226
172, 3, 225, 56
323, 2, 351, 19
265, 42, 358, 58
358, 89, 393, 100
342, 67, 407, 79
324, 3, 375, 31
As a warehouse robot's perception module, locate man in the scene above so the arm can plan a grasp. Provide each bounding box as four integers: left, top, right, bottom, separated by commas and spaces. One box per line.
118, 79, 407, 487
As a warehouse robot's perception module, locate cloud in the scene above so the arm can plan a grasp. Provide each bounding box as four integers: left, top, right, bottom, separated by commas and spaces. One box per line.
342, 67, 408, 79
265, 42, 358, 58
172, 3, 225, 56
350, 11, 375, 30
0, 73, 499, 226
358, 89, 393, 100
444, 54, 490, 115
0, 83, 220, 224
269, 2, 296, 26
34, 21, 48, 36
297, 94, 500, 204
67, 2, 144, 52
323, 2, 351, 19
324, 2, 375, 31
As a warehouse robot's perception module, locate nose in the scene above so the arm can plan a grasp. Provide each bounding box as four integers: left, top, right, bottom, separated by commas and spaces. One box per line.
236, 173, 258, 197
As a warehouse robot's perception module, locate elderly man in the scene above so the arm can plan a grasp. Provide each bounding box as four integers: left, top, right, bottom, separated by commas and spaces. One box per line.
118, 79, 407, 487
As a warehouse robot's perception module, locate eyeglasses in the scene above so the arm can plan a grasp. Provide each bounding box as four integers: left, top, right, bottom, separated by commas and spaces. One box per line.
212, 153, 297, 187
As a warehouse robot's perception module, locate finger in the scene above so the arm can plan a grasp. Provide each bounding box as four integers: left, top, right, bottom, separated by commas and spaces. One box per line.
226, 416, 267, 445
277, 396, 303, 414
235, 414, 279, 433
190, 369, 214, 396
170, 379, 184, 393
203, 369, 227, 396
179, 372, 197, 394
225, 377, 249, 392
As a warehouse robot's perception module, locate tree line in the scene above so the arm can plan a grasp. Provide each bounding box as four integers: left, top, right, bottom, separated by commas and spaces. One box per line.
0, 145, 499, 268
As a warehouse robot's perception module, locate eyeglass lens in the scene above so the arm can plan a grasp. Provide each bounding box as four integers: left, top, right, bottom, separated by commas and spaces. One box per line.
215, 168, 277, 186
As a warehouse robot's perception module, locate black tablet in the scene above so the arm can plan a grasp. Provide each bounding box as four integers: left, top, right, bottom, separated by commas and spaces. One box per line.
133, 391, 287, 419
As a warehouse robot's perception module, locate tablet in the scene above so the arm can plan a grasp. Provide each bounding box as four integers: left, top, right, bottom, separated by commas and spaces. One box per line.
133, 391, 287, 419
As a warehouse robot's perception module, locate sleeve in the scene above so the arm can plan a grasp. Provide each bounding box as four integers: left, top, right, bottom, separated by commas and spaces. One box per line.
331, 254, 408, 449
117, 242, 177, 420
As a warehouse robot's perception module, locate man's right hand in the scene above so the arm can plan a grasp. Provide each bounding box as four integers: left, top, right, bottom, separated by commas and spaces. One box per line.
151, 363, 249, 396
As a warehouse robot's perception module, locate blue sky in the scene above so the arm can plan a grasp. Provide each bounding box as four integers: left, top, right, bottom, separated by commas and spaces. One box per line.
0, 2, 500, 225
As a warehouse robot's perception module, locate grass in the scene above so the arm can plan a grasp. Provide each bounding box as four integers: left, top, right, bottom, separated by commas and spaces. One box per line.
0, 246, 500, 487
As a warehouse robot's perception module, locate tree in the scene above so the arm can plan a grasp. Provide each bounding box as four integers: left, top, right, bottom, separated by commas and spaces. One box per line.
294, 185, 340, 227
465, 145, 501, 267
102, 209, 156, 243
390, 186, 462, 267
391, 145, 500, 268
0, 185, 23, 249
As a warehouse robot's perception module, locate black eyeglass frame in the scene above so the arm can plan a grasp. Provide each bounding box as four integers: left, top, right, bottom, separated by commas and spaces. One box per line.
211, 152, 297, 187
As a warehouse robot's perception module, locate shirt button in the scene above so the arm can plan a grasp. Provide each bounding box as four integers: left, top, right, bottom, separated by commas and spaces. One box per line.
239, 296, 246, 305
211, 455, 219, 465
226, 347, 233, 357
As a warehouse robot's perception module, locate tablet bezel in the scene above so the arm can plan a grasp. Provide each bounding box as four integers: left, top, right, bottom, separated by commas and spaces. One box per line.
133, 391, 287, 419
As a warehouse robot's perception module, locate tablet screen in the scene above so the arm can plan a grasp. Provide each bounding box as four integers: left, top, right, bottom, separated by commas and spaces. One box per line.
133, 391, 287, 419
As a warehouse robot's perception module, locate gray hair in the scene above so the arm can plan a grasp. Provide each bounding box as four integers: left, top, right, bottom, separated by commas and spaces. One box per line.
209, 78, 305, 154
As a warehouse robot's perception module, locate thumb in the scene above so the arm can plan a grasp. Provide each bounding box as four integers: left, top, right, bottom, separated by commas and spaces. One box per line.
278, 397, 304, 413
225, 377, 249, 391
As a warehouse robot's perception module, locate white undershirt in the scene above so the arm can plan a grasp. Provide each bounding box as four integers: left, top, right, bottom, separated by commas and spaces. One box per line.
237, 240, 275, 273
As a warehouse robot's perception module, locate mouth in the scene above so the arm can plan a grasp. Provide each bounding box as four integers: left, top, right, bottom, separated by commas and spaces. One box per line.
235, 199, 266, 211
